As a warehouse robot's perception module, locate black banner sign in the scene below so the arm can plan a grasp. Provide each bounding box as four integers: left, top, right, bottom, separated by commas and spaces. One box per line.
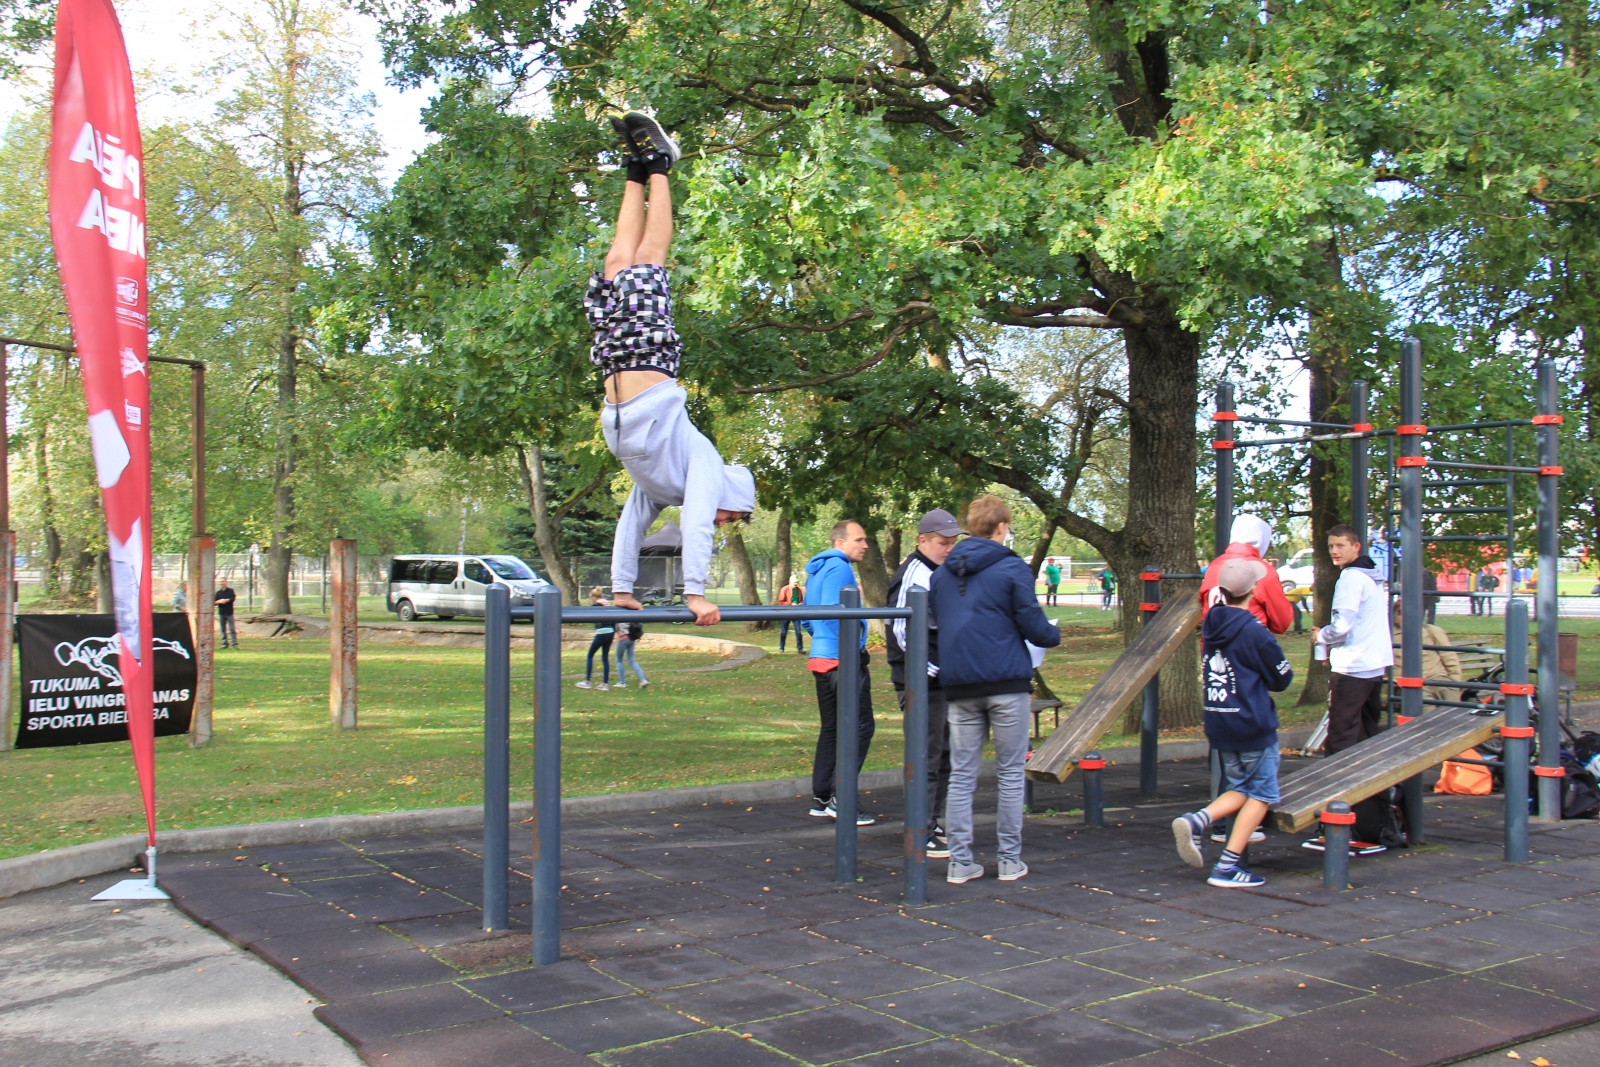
16, 613, 197, 748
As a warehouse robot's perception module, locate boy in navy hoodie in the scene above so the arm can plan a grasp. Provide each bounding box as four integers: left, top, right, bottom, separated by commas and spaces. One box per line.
1171, 558, 1294, 888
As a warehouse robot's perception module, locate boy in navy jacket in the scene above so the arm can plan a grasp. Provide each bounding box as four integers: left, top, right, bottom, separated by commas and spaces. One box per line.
1172, 558, 1294, 888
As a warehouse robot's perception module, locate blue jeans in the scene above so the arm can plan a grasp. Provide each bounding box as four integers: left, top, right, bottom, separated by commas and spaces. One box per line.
1218, 746, 1281, 805
615, 637, 646, 685
218, 613, 238, 647
946, 691, 1031, 865
585, 632, 613, 683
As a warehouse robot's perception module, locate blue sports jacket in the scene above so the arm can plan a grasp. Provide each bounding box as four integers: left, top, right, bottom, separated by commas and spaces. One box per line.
1201, 604, 1294, 750
928, 537, 1060, 700
803, 549, 865, 661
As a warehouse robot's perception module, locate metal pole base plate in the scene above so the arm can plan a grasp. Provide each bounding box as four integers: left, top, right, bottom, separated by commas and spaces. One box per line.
92, 878, 170, 901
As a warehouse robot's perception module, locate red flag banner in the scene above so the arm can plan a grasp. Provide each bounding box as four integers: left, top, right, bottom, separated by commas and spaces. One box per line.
48, 0, 156, 845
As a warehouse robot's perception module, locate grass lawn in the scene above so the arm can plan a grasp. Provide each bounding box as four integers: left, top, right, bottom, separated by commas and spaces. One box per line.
5, 602, 1600, 860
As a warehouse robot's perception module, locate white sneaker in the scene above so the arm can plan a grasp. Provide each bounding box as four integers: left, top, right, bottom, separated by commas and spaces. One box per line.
638, 679, 649, 688
597, 683, 610, 691
614, 682, 627, 689
575, 680, 593, 689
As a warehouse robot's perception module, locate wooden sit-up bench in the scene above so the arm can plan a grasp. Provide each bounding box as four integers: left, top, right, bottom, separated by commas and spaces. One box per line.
1268, 706, 1504, 833
1026, 598, 1203, 783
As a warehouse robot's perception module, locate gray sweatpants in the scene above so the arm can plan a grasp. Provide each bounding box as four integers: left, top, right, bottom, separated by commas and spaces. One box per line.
945, 691, 1031, 865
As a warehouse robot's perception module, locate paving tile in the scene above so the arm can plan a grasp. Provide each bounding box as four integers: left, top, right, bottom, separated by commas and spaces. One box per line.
1471, 868, 1590, 901
592, 946, 754, 990
462, 960, 633, 1012
1168, 924, 1325, 964
1073, 941, 1234, 984
201, 901, 353, 945
1475, 957, 1600, 1008
293, 948, 462, 1000
742, 1003, 936, 1063
516, 994, 703, 1054
1385, 974, 1596, 1034
1293, 994, 1508, 1062
1112, 1050, 1226, 1067
845, 1038, 1015, 1065
1413, 880, 1551, 911
564, 920, 703, 959
652, 972, 833, 1025
1166, 891, 1308, 923
1181, 963, 1370, 1017
1083, 987, 1271, 1043
170, 885, 318, 919
359, 1017, 592, 1067
766, 889, 889, 922
1323, 894, 1476, 931
1513, 898, 1600, 931
860, 979, 1051, 1033
387, 911, 511, 948
824, 914, 958, 951
879, 935, 1042, 977
920, 899, 1046, 932
974, 958, 1150, 1009
314, 983, 503, 1045
249, 923, 414, 970
653, 903, 794, 940
1256, 908, 1398, 946
1184, 1018, 1404, 1066
966, 1010, 1170, 1065
778, 953, 946, 999
706, 928, 858, 968
1008, 884, 1128, 917
247, 840, 364, 864
599, 1028, 800, 1067
1450, 913, 1597, 953
995, 919, 1139, 956
1086, 903, 1223, 937
1280, 945, 1448, 991
1363, 929, 1536, 971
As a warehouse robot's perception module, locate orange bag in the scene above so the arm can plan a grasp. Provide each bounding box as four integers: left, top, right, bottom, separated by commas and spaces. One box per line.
1434, 749, 1493, 795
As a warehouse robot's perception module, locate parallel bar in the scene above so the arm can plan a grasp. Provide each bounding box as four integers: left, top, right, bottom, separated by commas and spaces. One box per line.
835, 588, 862, 883
1429, 461, 1542, 474
1351, 380, 1369, 543
1504, 600, 1531, 860
1425, 535, 1506, 543
1234, 429, 1392, 448
1423, 479, 1508, 489
532, 588, 563, 965
483, 586, 511, 932
561, 605, 910, 624
1231, 415, 1355, 429
1140, 571, 1161, 800
1535, 361, 1561, 821
1154, 572, 1205, 580
1398, 339, 1426, 845
1422, 644, 1507, 655
903, 588, 929, 905
1422, 507, 1508, 515
1427, 419, 1535, 432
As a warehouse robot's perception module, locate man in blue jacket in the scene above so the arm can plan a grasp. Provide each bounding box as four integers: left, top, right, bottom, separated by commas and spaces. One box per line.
1171, 558, 1294, 889
804, 520, 876, 824
930, 496, 1061, 884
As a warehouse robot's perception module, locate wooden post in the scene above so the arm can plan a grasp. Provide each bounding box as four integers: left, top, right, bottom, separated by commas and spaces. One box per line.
329, 539, 358, 729
187, 535, 215, 746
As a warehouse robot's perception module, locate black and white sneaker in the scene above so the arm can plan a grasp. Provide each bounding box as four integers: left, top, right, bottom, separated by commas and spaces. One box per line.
608, 114, 639, 158
809, 796, 832, 818
622, 111, 682, 164
925, 828, 950, 859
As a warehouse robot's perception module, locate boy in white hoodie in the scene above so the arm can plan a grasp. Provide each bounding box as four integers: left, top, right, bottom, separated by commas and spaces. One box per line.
589, 113, 755, 626
1312, 524, 1394, 755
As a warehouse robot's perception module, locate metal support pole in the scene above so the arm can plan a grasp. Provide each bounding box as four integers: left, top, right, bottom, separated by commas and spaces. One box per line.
1322, 801, 1354, 890
835, 587, 862, 883
1535, 360, 1562, 821
483, 585, 511, 931
1503, 599, 1532, 862
1350, 380, 1369, 544
532, 588, 563, 965
328, 539, 358, 730
1139, 570, 1161, 799
903, 588, 929, 905
1081, 753, 1105, 828
1398, 339, 1426, 844
1215, 381, 1235, 556
0, 344, 11, 752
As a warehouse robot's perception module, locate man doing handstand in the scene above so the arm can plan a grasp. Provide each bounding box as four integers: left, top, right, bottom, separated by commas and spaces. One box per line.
589, 113, 755, 626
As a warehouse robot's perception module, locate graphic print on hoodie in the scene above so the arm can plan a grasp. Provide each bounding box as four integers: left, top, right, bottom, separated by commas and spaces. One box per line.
1201, 604, 1294, 751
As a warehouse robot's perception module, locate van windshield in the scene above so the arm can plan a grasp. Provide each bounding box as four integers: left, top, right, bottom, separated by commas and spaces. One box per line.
484, 557, 536, 580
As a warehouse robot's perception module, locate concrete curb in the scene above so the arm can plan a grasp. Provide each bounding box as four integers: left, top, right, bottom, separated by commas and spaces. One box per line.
0, 725, 1315, 901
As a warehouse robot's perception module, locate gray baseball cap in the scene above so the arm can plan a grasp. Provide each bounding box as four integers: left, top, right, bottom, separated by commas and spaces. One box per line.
917, 509, 966, 537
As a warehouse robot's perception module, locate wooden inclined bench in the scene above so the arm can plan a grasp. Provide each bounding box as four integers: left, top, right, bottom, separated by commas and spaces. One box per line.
1268, 706, 1505, 833
1026, 598, 1204, 783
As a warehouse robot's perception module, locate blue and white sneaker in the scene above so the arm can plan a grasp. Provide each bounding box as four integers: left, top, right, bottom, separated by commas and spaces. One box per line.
1172, 814, 1206, 868
1208, 862, 1266, 889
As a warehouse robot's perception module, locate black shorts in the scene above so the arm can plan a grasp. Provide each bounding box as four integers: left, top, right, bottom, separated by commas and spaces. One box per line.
585, 264, 682, 378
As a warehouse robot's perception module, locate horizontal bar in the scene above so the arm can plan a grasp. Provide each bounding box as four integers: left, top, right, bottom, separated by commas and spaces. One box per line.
1419, 698, 1504, 711
1155, 573, 1204, 581
1426, 419, 1535, 432
1434, 678, 1506, 692
1421, 507, 1509, 515
1444, 756, 1504, 768
1422, 479, 1509, 488
0, 335, 205, 368
1232, 416, 1355, 429
558, 605, 913, 624
1429, 461, 1542, 474
1236, 429, 1392, 449
1422, 644, 1507, 655
1424, 535, 1507, 543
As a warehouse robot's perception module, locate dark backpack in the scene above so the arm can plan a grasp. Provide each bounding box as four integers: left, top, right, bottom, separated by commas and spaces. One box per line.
1353, 786, 1410, 848
627, 622, 644, 641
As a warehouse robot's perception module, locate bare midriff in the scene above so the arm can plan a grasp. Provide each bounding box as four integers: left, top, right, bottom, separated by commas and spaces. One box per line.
605, 368, 671, 404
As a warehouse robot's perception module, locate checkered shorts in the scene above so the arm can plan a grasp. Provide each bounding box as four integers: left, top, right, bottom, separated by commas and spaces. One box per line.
585, 264, 681, 377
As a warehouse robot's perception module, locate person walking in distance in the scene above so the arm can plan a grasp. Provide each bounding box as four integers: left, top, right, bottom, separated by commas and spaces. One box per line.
614, 620, 648, 689
885, 509, 963, 858
805, 521, 876, 825
576, 588, 616, 691
1099, 567, 1116, 610
214, 579, 238, 649
1042, 559, 1061, 607
931, 496, 1061, 884
777, 575, 806, 654
1171, 558, 1294, 888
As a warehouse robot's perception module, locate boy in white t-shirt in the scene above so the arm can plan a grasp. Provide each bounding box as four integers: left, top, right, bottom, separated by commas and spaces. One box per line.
1312, 524, 1394, 755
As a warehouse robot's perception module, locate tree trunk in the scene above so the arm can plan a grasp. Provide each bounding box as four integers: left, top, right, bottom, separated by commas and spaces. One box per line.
1029, 518, 1059, 579
95, 550, 114, 613
885, 526, 903, 570
1121, 323, 1203, 729
36, 427, 61, 600
265, 304, 297, 615
725, 528, 766, 630
858, 530, 891, 607
774, 513, 793, 588
518, 446, 578, 603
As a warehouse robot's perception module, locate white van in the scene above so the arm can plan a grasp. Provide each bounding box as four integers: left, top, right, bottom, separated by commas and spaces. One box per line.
387, 555, 550, 621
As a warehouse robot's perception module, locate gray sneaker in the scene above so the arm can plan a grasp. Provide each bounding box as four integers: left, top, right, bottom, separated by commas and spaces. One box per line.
947, 861, 984, 885
1172, 815, 1205, 868
997, 858, 1028, 882
621, 112, 681, 163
